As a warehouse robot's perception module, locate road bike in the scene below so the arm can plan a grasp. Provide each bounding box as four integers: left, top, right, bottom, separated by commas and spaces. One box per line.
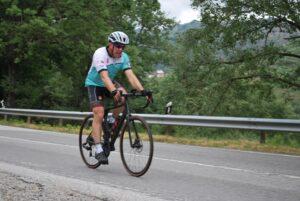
79, 91, 153, 177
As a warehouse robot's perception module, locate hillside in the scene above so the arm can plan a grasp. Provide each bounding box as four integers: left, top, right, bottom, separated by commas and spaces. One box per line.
169, 20, 201, 41
170, 20, 291, 45
172, 20, 201, 33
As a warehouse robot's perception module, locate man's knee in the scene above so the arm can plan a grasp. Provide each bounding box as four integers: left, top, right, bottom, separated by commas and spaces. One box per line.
93, 106, 104, 118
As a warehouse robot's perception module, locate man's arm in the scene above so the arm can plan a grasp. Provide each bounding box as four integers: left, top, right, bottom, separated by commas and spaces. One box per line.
100, 71, 117, 92
124, 69, 144, 91
125, 69, 153, 103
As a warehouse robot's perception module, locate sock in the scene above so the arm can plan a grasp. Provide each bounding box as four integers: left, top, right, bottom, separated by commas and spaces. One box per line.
95, 144, 103, 154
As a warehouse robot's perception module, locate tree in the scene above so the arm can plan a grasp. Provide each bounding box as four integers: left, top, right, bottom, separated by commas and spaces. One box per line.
154, 0, 299, 118
0, 0, 110, 108
190, 0, 300, 87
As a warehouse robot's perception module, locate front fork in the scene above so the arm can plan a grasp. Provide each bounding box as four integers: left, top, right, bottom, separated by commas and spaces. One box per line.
127, 117, 142, 148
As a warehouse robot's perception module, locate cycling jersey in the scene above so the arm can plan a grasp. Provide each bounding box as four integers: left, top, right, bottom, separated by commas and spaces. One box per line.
85, 47, 131, 87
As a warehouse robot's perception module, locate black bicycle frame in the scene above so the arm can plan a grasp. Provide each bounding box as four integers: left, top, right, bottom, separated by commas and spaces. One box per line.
102, 95, 136, 148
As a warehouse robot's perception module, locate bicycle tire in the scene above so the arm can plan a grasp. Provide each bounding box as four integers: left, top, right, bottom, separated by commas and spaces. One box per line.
79, 114, 101, 169
120, 116, 154, 177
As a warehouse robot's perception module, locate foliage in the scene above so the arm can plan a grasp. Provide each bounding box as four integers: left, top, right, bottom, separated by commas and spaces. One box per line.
189, 0, 300, 87
142, 0, 300, 142
151, 0, 300, 119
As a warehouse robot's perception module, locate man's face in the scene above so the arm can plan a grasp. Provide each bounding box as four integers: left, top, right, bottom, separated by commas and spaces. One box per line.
109, 42, 125, 58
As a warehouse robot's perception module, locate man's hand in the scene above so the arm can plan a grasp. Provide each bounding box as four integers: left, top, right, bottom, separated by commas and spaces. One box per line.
111, 89, 122, 103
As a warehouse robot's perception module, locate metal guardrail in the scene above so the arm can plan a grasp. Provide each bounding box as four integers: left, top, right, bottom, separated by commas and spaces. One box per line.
0, 108, 300, 132
0, 108, 90, 120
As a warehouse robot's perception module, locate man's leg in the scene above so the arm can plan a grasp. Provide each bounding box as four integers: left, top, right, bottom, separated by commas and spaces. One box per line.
92, 105, 108, 164
87, 86, 108, 164
92, 105, 104, 144
108, 87, 127, 152
112, 86, 126, 118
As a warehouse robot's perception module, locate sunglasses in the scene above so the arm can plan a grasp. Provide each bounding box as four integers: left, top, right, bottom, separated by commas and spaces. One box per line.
113, 43, 125, 49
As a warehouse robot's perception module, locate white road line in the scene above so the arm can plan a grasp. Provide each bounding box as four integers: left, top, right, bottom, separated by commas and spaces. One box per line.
194, 145, 300, 158
0, 135, 76, 148
1, 135, 299, 180
153, 156, 300, 179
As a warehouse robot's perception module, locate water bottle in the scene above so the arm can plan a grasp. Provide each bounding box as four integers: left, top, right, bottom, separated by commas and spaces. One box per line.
107, 115, 115, 124
107, 116, 115, 131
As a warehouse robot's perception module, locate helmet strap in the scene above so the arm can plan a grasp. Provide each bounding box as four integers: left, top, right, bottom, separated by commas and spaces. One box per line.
106, 45, 114, 58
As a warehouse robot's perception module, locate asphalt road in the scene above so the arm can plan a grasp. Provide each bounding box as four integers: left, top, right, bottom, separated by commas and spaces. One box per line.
0, 125, 299, 201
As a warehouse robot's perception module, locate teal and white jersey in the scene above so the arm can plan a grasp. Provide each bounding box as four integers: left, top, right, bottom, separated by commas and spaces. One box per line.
85, 47, 131, 87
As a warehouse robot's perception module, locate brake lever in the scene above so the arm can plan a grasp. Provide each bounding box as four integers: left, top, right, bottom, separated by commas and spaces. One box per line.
143, 96, 153, 108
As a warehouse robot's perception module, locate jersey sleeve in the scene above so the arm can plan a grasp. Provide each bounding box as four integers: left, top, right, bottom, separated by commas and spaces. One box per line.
122, 53, 132, 71
93, 50, 108, 72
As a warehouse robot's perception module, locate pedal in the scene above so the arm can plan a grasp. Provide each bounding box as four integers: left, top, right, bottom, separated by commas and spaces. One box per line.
82, 143, 92, 151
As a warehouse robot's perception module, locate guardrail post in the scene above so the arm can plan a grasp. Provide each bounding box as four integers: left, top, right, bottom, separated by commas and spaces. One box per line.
260, 131, 266, 144
27, 117, 31, 124
4, 114, 7, 121
59, 119, 63, 126
164, 102, 174, 135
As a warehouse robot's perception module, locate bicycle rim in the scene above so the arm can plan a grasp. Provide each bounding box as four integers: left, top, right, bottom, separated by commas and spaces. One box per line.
120, 116, 154, 177
79, 114, 101, 169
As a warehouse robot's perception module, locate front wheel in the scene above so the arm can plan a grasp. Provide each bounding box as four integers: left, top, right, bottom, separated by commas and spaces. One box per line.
120, 116, 154, 177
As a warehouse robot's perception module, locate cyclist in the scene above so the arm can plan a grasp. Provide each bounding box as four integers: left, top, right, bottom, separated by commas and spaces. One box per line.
85, 31, 152, 164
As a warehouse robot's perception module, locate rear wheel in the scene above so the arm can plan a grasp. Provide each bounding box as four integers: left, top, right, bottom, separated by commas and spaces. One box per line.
120, 116, 153, 177
79, 115, 101, 169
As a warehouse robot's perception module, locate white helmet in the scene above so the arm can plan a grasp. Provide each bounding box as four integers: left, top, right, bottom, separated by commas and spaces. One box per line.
108, 31, 129, 45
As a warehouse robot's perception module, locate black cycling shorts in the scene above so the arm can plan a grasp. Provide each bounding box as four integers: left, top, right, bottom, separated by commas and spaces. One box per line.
87, 86, 112, 109
87, 81, 123, 110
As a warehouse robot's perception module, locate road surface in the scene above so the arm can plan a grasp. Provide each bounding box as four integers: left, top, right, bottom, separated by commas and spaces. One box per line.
0, 125, 299, 201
